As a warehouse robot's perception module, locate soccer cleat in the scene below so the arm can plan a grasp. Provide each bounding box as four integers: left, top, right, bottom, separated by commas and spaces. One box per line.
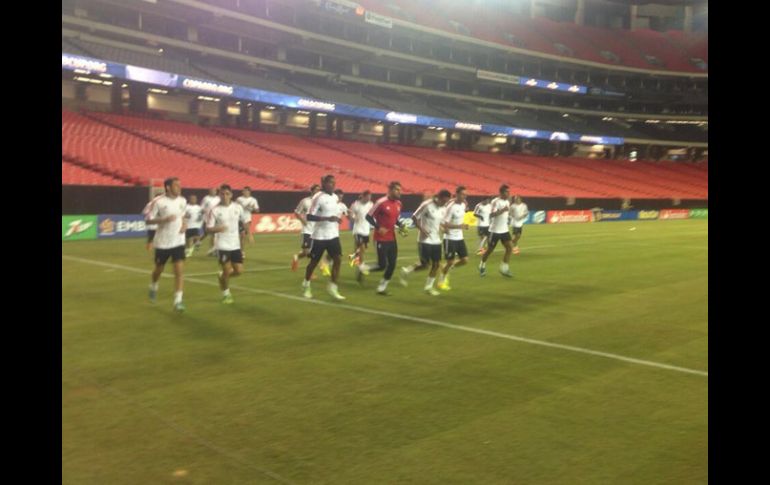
500, 269, 513, 278
221, 294, 234, 305
437, 276, 451, 291
303, 286, 313, 299
173, 302, 186, 312
185, 247, 194, 258
399, 267, 409, 287
321, 265, 331, 277
348, 253, 357, 267
291, 254, 299, 271
425, 287, 440, 296
328, 286, 346, 301
149, 288, 157, 303
513, 247, 520, 255
376, 288, 390, 296
476, 248, 486, 256
479, 265, 487, 277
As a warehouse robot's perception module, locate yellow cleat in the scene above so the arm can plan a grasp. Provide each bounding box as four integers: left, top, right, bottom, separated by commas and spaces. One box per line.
321, 265, 331, 277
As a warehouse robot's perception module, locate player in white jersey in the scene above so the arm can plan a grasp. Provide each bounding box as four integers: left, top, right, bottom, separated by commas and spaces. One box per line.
200, 187, 221, 256
142, 198, 159, 252
301, 175, 346, 301
509, 195, 529, 255
347, 190, 373, 266
292, 184, 321, 272
183, 194, 204, 257
437, 186, 470, 291
473, 196, 492, 255
479, 184, 513, 278
145, 177, 188, 312
236, 186, 260, 255
205, 184, 245, 305
400, 189, 452, 296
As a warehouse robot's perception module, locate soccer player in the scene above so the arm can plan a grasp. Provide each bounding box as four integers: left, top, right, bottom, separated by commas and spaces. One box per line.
145, 177, 188, 312
479, 184, 514, 278
301, 175, 346, 300
357, 181, 408, 295
142, 197, 160, 252
317, 188, 348, 277
509, 195, 529, 255
236, 186, 260, 257
184, 194, 204, 257
473, 196, 492, 255
400, 189, 451, 295
437, 186, 470, 291
205, 184, 244, 304
200, 187, 221, 256
292, 184, 321, 271
347, 190, 373, 266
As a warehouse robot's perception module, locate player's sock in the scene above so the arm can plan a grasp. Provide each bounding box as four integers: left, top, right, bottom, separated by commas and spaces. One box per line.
302, 279, 310, 288
479, 261, 486, 269
425, 277, 435, 290
402, 265, 414, 274
222, 288, 231, 297
377, 279, 389, 292
174, 291, 183, 304
150, 282, 159, 291
501, 263, 509, 272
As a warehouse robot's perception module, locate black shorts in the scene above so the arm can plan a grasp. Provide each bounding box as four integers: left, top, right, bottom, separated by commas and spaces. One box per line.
489, 231, 512, 246
301, 233, 312, 249
512, 226, 523, 236
477, 226, 490, 237
147, 230, 156, 243
310, 238, 342, 260
443, 239, 468, 260
154, 245, 185, 265
354, 234, 370, 247
419, 243, 442, 264
218, 249, 244, 265
186, 227, 202, 239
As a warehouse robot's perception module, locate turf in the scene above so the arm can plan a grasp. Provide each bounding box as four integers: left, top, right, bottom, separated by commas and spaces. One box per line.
62, 219, 708, 484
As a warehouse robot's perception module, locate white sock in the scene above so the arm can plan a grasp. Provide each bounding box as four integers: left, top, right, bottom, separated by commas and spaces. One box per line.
437, 273, 445, 284
425, 277, 435, 289
150, 282, 159, 291
328, 282, 337, 291
403, 265, 414, 274
222, 288, 231, 297
359, 263, 369, 271
174, 291, 183, 304
501, 263, 509, 272
302, 279, 310, 288
479, 261, 486, 269
378, 279, 389, 290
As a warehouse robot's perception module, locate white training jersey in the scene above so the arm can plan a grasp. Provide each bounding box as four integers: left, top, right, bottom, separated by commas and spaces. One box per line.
295, 196, 315, 235
206, 203, 243, 251
236, 196, 259, 223
489, 197, 512, 234
413, 198, 446, 245
337, 201, 348, 218
443, 200, 467, 241
474, 202, 492, 227
184, 204, 204, 229
510, 202, 529, 228
145, 195, 188, 249
142, 198, 159, 231
309, 191, 342, 240
201, 195, 220, 212
350, 200, 373, 236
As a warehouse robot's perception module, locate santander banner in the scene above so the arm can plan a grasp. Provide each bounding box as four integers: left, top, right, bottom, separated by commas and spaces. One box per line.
546, 210, 594, 224
659, 209, 690, 220
249, 213, 349, 233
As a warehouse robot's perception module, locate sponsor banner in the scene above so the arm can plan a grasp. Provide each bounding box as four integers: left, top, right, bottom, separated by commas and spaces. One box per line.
528, 210, 547, 224
62, 215, 98, 241
594, 210, 639, 222
637, 210, 660, 220
250, 213, 349, 233
364, 10, 392, 28
660, 209, 690, 220
62, 52, 624, 145
546, 210, 593, 224
521, 77, 587, 94
689, 208, 708, 219
97, 214, 148, 238
324, 0, 359, 15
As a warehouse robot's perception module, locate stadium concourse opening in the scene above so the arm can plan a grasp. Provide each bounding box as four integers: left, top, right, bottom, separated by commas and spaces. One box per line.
63, 0, 707, 482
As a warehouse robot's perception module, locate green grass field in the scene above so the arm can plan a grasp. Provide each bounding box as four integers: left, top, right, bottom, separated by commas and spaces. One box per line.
62, 220, 708, 484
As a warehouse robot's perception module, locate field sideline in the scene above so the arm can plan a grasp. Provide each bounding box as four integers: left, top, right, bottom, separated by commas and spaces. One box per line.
63, 220, 708, 484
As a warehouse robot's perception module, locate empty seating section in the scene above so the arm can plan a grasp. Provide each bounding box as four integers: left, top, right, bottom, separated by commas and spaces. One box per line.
62, 109, 706, 198
62, 159, 130, 186
359, 1, 705, 72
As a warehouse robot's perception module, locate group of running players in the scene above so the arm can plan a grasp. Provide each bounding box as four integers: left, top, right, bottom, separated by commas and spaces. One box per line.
143, 175, 528, 310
